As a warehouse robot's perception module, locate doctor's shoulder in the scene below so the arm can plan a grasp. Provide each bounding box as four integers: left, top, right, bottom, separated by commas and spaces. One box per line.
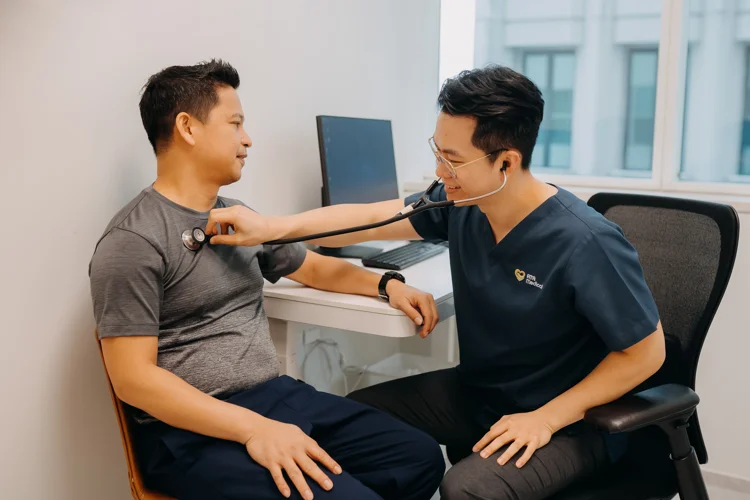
549, 188, 635, 252
555, 195, 640, 272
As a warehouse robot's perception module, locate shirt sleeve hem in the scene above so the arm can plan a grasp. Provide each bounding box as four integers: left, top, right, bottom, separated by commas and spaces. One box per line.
403, 195, 446, 242
262, 246, 307, 284
98, 325, 160, 338
605, 316, 660, 352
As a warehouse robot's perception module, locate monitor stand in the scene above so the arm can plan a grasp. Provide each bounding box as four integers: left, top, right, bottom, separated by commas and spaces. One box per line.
314, 245, 383, 259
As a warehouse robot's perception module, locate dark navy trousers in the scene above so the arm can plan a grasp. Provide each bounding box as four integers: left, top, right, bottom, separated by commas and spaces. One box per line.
133, 376, 445, 500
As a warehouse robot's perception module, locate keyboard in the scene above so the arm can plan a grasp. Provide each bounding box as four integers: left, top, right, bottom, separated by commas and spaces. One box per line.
362, 241, 447, 270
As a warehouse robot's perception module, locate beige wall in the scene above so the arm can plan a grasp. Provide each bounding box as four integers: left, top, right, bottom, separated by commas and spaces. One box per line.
0, 1, 440, 498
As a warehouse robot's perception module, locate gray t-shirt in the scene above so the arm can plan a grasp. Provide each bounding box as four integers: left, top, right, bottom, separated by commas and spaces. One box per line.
89, 185, 307, 424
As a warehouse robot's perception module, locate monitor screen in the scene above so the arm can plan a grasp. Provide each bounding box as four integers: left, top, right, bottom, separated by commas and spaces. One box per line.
317, 115, 400, 206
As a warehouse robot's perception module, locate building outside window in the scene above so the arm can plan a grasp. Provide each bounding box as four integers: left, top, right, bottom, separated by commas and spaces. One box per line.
624, 49, 659, 172
450, 0, 750, 193
739, 48, 750, 176
523, 52, 575, 169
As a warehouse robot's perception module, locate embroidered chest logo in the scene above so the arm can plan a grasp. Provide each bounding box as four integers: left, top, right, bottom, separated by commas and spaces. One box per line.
514, 269, 544, 289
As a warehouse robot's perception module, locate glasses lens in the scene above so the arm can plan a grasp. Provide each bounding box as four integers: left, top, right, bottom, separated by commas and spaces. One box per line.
429, 137, 456, 177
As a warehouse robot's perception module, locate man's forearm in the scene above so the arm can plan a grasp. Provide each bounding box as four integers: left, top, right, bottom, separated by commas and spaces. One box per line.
268, 201, 401, 247
302, 255, 381, 297
117, 364, 262, 444
540, 347, 663, 433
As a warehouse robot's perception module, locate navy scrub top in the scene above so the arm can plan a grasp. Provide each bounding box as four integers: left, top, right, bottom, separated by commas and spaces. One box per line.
405, 184, 659, 455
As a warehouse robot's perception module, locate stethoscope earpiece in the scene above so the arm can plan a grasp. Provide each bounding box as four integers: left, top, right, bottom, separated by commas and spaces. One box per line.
182, 227, 210, 251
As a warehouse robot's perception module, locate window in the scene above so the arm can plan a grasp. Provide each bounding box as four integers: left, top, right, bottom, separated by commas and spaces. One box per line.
524, 52, 575, 169
471, 0, 663, 179
438, 0, 750, 197
624, 50, 658, 172
676, 0, 750, 187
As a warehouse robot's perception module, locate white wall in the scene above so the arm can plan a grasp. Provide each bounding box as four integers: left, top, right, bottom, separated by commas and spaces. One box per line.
0, 1, 440, 498
693, 212, 750, 481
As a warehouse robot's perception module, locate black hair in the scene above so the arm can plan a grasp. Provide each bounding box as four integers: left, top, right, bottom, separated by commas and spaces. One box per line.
437, 64, 544, 169
139, 59, 240, 154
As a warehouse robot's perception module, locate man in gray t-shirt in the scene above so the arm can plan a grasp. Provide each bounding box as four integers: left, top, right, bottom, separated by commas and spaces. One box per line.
89, 59, 444, 500
90, 187, 303, 424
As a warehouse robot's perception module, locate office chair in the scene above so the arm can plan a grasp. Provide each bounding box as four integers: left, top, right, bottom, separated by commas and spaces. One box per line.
95, 331, 176, 500
551, 193, 740, 500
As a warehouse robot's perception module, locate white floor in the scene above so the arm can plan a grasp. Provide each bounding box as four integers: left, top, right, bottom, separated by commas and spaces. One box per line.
706, 486, 750, 500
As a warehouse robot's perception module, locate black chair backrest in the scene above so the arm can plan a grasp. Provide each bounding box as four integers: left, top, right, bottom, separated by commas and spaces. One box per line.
587, 192, 740, 464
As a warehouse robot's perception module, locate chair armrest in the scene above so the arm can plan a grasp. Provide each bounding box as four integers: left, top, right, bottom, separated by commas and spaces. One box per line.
584, 383, 700, 434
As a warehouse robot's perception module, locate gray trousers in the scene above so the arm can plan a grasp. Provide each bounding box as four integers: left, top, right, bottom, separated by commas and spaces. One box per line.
347, 368, 611, 500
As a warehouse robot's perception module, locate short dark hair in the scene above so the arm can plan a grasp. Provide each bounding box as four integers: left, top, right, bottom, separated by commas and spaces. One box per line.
437, 65, 544, 169
139, 59, 240, 154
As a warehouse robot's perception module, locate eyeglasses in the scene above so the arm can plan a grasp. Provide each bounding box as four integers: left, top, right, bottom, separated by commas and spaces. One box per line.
428, 137, 505, 178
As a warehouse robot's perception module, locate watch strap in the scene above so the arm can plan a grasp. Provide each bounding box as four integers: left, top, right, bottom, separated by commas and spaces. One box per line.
378, 271, 405, 300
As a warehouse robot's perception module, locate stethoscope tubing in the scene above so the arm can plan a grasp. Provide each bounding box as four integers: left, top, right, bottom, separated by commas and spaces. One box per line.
183, 171, 507, 250
265, 201, 455, 245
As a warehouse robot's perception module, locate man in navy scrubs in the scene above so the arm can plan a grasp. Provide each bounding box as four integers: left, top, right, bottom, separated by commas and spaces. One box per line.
206, 65, 666, 499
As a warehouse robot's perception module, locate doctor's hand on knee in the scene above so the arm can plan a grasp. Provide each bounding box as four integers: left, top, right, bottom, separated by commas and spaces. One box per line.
472, 410, 555, 469
205, 205, 279, 247
243, 415, 342, 499
385, 280, 439, 338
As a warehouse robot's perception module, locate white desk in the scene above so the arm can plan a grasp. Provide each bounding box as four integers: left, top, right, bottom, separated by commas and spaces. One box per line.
263, 246, 455, 379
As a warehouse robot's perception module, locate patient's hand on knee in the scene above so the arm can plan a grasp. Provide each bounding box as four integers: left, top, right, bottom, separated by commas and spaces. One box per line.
244, 416, 343, 499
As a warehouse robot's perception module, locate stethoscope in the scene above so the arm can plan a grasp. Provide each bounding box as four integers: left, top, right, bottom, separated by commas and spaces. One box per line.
182, 226, 210, 251
181, 170, 508, 251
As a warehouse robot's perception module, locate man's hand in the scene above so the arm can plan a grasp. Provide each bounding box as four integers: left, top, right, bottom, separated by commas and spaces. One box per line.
244, 416, 342, 499
205, 205, 280, 246
472, 410, 555, 468
385, 280, 439, 338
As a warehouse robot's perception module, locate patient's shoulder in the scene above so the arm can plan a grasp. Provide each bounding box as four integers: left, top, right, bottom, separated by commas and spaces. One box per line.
91, 188, 166, 261
103, 188, 152, 229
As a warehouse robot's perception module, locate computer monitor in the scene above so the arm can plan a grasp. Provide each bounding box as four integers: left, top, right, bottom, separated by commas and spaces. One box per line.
317, 115, 400, 206
316, 115, 400, 258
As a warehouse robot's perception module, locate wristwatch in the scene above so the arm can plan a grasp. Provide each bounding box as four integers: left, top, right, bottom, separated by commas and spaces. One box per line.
378, 271, 406, 300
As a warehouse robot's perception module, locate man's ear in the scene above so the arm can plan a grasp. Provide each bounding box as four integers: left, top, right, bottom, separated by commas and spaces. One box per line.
502, 150, 523, 172
175, 112, 196, 147
496, 150, 521, 172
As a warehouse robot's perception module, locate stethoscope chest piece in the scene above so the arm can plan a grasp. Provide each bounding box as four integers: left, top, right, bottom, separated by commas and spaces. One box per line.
182, 227, 209, 251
